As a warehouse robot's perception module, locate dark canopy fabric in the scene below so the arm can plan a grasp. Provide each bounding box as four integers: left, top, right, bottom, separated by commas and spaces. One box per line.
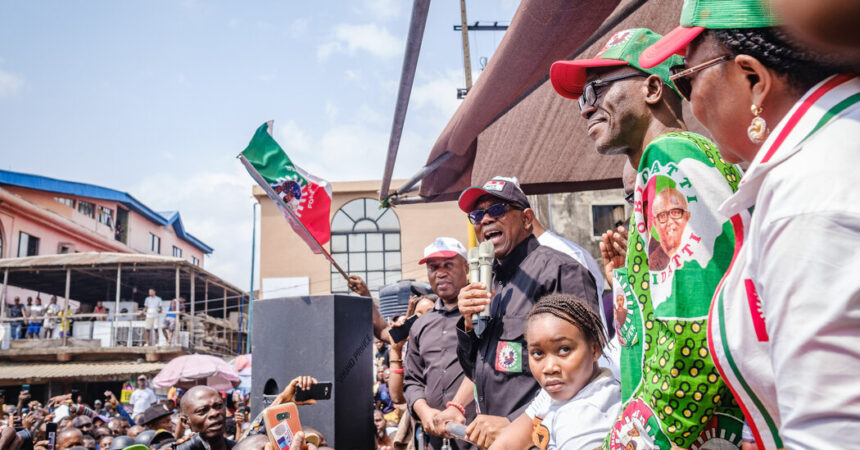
419, 0, 704, 200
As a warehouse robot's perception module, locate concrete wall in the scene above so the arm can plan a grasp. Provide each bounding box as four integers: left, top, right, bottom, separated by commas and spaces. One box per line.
529, 189, 631, 264
256, 180, 469, 296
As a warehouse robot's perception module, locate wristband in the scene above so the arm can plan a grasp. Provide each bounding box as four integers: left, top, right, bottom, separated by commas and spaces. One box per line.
389, 359, 402, 364
445, 401, 466, 416
391, 368, 404, 374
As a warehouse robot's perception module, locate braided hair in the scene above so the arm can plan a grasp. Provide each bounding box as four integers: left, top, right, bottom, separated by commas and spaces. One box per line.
707, 27, 845, 93
526, 293, 607, 356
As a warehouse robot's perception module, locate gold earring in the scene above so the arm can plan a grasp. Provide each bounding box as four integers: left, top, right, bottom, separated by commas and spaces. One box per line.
748, 104, 769, 144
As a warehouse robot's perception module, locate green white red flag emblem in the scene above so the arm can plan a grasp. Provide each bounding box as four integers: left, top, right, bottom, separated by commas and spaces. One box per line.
239, 121, 333, 253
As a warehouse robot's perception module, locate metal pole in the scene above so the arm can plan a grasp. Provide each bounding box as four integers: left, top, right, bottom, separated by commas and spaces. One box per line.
223, 287, 227, 320
114, 265, 121, 345
188, 272, 195, 348
246, 202, 257, 354
62, 268, 71, 347
378, 0, 432, 201
204, 280, 209, 315
1, 269, 8, 322
459, 0, 472, 90
238, 294, 243, 355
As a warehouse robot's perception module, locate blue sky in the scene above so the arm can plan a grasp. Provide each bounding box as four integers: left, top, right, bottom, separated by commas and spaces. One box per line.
0, 0, 518, 288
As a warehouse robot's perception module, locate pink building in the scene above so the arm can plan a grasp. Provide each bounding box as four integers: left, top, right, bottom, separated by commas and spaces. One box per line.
0, 169, 212, 292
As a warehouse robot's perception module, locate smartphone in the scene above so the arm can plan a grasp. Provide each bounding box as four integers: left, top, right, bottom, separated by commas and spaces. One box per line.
294, 383, 332, 402
22, 384, 30, 391
46, 422, 57, 450
388, 314, 419, 343
263, 403, 303, 449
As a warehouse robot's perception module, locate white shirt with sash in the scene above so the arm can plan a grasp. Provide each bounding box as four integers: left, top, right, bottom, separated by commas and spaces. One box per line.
709, 74, 860, 450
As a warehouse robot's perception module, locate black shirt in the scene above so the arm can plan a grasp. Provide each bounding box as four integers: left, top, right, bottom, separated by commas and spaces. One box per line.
404, 299, 467, 415
456, 234, 598, 420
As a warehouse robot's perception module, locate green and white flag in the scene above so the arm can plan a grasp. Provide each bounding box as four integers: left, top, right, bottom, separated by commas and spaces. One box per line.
239, 121, 333, 253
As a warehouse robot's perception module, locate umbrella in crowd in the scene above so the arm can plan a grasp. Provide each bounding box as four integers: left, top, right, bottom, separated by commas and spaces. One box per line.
152, 353, 241, 391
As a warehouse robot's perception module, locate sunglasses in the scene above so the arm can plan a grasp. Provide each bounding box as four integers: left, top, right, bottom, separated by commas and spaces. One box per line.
578, 72, 648, 111
468, 203, 524, 225
669, 55, 733, 101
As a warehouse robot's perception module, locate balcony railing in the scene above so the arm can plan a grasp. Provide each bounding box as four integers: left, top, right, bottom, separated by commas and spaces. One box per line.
0, 310, 246, 357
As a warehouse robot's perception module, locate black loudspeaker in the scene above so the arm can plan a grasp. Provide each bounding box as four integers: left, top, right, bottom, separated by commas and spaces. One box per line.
251, 295, 374, 449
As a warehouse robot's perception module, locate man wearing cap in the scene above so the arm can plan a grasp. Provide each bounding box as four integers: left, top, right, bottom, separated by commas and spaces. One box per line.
549, 28, 743, 449
403, 238, 475, 450
141, 403, 174, 432
454, 176, 599, 448
130, 375, 157, 423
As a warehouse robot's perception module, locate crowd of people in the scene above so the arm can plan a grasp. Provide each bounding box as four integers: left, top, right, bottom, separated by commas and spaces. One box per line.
4, 288, 185, 347
0, 375, 327, 450
5, 295, 71, 340
2, 0, 857, 448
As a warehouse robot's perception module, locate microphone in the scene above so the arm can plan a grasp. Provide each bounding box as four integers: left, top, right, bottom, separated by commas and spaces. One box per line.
474, 241, 494, 338
468, 247, 481, 332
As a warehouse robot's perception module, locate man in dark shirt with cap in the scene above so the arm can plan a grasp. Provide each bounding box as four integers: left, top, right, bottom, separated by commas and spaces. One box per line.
141, 402, 174, 431
449, 176, 599, 448
404, 237, 475, 450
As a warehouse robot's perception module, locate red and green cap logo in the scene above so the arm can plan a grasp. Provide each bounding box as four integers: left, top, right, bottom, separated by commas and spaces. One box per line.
550, 28, 683, 100
640, 0, 781, 69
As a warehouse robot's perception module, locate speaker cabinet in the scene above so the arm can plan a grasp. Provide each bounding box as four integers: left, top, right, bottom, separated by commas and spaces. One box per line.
251, 295, 374, 449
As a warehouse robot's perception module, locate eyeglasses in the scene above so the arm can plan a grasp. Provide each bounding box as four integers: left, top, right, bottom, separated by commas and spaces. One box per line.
669, 55, 733, 101
654, 208, 687, 224
578, 72, 648, 111
624, 191, 635, 207
468, 203, 524, 225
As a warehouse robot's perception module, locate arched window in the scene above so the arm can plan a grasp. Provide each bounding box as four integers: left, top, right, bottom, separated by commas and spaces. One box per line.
330, 198, 401, 294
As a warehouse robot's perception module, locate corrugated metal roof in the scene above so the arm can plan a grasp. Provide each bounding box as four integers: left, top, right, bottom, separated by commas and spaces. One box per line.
0, 361, 166, 382
0, 252, 246, 303
0, 252, 186, 269
0, 169, 213, 253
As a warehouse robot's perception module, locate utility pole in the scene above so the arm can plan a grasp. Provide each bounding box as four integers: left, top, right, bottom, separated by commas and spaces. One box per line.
454, 11, 508, 99
459, 0, 472, 92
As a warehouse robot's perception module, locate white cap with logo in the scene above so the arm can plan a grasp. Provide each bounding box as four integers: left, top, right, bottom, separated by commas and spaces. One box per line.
418, 237, 467, 264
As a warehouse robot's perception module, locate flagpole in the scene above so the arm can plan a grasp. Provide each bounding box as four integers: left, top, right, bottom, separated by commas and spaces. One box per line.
239, 155, 350, 282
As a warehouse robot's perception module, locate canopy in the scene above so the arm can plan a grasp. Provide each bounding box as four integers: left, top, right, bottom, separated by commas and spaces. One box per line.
410, 0, 710, 201
0, 252, 245, 308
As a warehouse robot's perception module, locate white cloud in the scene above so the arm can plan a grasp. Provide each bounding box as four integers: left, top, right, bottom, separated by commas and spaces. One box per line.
256, 73, 276, 82
317, 23, 402, 61
411, 69, 463, 121
361, 0, 401, 20
324, 101, 339, 121
131, 165, 256, 289
0, 68, 23, 98
344, 69, 362, 82
275, 119, 311, 154
288, 17, 310, 39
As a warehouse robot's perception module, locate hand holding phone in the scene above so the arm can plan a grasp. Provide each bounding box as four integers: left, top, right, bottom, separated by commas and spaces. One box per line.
264, 403, 321, 449
389, 314, 419, 343
294, 383, 332, 402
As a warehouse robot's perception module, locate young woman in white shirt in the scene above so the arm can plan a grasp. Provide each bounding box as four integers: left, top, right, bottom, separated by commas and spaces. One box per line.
489, 293, 621, 450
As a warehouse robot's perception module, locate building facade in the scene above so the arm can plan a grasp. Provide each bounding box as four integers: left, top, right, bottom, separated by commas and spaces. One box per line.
0, 170, 211, 265
255, 180, 470, 297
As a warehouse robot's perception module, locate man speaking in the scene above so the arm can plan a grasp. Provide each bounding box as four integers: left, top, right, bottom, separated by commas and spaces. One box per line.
453, 176, 598, 448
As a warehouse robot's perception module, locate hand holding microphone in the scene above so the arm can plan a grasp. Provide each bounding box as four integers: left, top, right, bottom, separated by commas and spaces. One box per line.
459, 242, 494, 336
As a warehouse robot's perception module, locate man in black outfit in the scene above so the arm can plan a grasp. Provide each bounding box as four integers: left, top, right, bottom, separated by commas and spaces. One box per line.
448, 176, 599, 448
